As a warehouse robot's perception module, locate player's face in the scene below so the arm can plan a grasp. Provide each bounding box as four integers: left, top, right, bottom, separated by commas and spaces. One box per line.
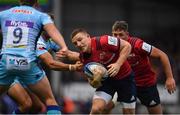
112, 29, 128, 40
72, 32, 91, 53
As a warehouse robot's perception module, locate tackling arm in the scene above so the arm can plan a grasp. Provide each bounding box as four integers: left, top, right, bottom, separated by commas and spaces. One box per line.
56, 50, 81, 62
39, 51, 82, 71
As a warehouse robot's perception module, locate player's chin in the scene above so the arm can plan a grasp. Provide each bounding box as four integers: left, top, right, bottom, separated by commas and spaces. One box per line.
81, 47, 87, 52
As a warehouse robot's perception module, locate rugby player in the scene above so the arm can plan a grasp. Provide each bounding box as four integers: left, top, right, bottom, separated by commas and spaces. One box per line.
0, 0, 68, 114
57, 28, 136, 114
103, 21, 176, 114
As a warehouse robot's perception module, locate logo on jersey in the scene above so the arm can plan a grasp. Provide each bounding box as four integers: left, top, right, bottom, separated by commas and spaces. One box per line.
6, 56, 29, 70
5, 20, 34, 28
9, 58, 28, 66
108, 36, 118, 46
142, 42, 151, 53
12, 9, 32, 14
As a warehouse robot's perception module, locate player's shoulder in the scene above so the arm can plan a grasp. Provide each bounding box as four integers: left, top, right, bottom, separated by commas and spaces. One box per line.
36, 11, 49, 18
100, 35, 118, 43
129, 36, 143, 42
0, 7, 14, 14
129, 36, 143, 46
100, 35, 116, 40
98, 35, 119, 49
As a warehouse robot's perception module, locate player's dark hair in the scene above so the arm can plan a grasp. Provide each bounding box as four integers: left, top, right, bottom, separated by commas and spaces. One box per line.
19, 0, 38, 6
71, 28, 88, 39
112, 21, 128, 31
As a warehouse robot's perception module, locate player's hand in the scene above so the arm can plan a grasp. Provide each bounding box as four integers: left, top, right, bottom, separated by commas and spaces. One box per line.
61, 47, 68, 53
86, 68, 103, 88
165, 77, 176, 94
56, 49, 69, 59
89, 79, 102, 88
107, 63, 120, 77
71, 61, 83, 71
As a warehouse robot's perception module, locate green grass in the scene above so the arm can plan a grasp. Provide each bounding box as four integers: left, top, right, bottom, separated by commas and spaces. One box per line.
0, 0, 48, 5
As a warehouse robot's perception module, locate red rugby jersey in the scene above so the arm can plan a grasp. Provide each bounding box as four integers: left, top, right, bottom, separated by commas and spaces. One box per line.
127, 36, 156, 86
80, 35, 132, 80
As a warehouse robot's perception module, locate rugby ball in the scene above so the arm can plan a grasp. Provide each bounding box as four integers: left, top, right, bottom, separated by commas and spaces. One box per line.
83, 62, 108, 81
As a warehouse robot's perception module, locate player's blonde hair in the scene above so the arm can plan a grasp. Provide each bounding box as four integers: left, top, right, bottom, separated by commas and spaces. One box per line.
71, 28, 89, 40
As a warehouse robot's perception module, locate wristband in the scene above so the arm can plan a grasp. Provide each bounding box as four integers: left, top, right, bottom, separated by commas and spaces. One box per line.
69, 64, 72, 71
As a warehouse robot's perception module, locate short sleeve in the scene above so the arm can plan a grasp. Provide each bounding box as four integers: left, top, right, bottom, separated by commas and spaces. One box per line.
40, 13, 54, 26
100, 35, 120, 52
134, 39, 152, 55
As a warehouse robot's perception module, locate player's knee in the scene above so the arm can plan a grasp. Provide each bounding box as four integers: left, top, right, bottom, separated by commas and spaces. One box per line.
122, 108, 135, 114
45, 97, 58, 105
147, 104, 162, 114
21, 98, 33, 111
102, 101, 115, 114
91, 106, 104, 114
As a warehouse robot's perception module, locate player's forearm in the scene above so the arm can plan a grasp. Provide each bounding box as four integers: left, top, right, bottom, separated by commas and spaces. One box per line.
47, 59, 80, 71
50, 30, 67, 49
67, 50, 80, 61
116, 42, 131, 66
40, 53, 69, 71
44, 24, 67, 49
43, 59, 68, 71
160, 53, 174, 79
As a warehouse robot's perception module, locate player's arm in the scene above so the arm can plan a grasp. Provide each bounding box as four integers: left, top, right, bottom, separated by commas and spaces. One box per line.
108, 38, 131, 77
56, 49, 81, 62
66, 50, 81, 61
150, 47, 176, 94
39, 51, 82, 71
43, 23, 68, 52
116, 39, 131, 66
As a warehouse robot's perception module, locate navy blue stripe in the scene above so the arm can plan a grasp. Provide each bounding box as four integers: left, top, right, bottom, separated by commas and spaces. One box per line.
47, 105, 61, 111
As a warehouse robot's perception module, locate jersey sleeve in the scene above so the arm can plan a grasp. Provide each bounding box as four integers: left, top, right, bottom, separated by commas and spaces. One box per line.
134, 39, 152, 55
100, 35, 120, 52
40, 13, 54, 25
36, 36, 48, 57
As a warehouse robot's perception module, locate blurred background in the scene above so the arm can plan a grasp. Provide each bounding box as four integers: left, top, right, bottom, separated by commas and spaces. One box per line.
0, 0, 180, 114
